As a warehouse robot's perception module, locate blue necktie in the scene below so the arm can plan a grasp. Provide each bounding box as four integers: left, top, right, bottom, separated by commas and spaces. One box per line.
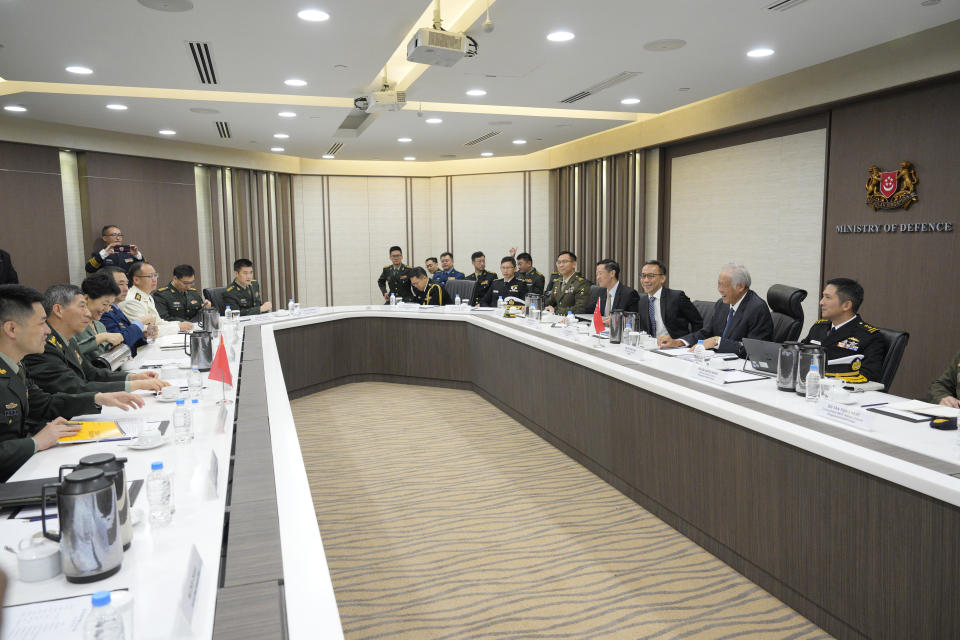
721, 306, 735, 338
648, 296, 657, 336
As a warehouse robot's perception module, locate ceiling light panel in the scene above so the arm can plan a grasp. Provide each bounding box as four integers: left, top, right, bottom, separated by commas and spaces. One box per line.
297, 8, 330, 22
65, 65, 93, 74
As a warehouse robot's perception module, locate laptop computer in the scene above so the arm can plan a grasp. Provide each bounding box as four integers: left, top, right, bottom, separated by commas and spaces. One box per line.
741, 338, 781, 378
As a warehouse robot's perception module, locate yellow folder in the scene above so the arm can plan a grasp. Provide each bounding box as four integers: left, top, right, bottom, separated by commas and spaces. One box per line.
58, 421, 124, 443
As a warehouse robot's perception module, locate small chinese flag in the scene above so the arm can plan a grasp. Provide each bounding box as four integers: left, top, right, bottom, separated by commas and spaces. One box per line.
593, 298, 605, 334
207, 335, 233, 387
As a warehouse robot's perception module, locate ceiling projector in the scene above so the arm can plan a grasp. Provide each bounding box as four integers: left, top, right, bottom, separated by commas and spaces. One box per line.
406, 27, 468, 67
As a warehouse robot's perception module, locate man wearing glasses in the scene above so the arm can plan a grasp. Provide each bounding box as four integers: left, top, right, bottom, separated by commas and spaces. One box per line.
636, 260, 702, 340
85, 225, 144, 274
154, 264, 211, 322
543, 251, 591, 315
119, 262, 193, 336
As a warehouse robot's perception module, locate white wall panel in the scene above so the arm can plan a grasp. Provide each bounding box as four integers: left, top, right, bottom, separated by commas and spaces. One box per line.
451, 173, 524, 274
410, 177, 432, 270
428, 176, 448, 258
293, 175, 328, 307
327, 177, 371, 306
529, 170, 550, 272
669, 129, 826, 334
644, 149, 660, 260
366, 177, 408, 303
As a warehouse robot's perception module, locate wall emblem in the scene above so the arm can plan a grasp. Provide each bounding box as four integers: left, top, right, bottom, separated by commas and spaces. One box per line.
866, 161, 918, 211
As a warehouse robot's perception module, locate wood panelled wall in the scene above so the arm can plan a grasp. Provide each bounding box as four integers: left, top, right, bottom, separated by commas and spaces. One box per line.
824, 76, 960, 398
0, 141, 69, 288
80, 152, 201, 289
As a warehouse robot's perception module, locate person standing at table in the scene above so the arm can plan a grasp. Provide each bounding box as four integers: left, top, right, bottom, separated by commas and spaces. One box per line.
85, 225, 144, 274
431, 252, 465, 285
801, 278, 886, 384
120, 262, 194, 335
543, 251, 591, 315
588, 259, 640, 317
930, 347, 960, 408
154, 264, 210, 322
75, 273, 123, 360
0, 285, 144, 481
223, 258, 272, 316
24, 284, 168, 395
377, 246, 414, 303
480, 256, 528, 307
636, 260, 702, 340
100, 267, 152, 356
410, 267, 453, 306
510, 250, 545, 296
465, 252, 496, 307
0, 249, 18, 285
659, 263, 773, 358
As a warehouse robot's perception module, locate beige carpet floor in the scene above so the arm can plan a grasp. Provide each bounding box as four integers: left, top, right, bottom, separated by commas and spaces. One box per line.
292, 382, 831, 640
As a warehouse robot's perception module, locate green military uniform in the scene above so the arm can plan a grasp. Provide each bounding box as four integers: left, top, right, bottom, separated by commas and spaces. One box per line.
223, 280, 264, 316
543, 273, 591, 315
23, 327, 128, 395
465, 269, 496, 306
801, 315, 885, 383
377, 264, 414, 302
0, 353, 98, 481
516, 267, 545, 296
75, 320, 110, 359
154, 282, 205, 322
545, 270, 584, 296
929, 347, 960, 403
412, 282, 453, 306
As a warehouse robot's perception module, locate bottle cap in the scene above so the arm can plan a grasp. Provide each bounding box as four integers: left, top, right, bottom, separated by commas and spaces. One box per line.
697, 339, 704, 344
225, 305, 231, 310
191, 398, 199, 404
91, 590, 111, 607
810, 364, 819, 371
151, 461, 163, 471
176, 398, 185, 405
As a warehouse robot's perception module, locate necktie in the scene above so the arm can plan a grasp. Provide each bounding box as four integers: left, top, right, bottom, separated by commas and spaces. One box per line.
648, 296, 657, 336
721, 306, 735, 338
605, 289, 613, 316
16, 365, 27, 388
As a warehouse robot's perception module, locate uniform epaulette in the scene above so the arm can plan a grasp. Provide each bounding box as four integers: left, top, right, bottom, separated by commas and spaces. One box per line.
134, 293, 142, 301
189, 287, 198, 291
48, 336, 58, 346
815, 318, 828, 324
862, 322, 879, 333
158, 287, 170, 292
226, 286, 235, 291
384, 265, 392, 269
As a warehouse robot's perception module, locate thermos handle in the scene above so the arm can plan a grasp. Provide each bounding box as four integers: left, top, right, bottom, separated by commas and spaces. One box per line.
184, 337, 192, 356
41, 483, 60, 542
58, 464, 77, 481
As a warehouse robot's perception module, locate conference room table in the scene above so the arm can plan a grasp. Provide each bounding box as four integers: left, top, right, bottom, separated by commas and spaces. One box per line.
1, 306, 958, 640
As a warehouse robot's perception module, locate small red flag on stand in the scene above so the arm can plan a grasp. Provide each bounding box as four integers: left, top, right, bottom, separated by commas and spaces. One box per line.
593, 298, 605, 334
208, 335, 232, 387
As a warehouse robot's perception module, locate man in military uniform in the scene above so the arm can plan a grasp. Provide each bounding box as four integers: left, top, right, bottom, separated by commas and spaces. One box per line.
154, 264, 210, 322
929, 348, 960, 407
100, 267, 152, 356
120, 262, 194, 335
465, 251, 496, 306
223, 258, 272, 316
409, 267, 453, 306
543, 251, 591, 315
24, 284, 169, 396
377, 246, 414, 303
801, 278, 886, 383
431, 252, 465, 285
0, 285, 144, 480
425, 257, 439, 276
85, 225, 145, 274
481, 256, 528, 307
510, 250, 545, 295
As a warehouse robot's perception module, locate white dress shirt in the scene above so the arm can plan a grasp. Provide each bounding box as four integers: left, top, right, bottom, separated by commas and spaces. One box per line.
605, 282, 619, 316
646, 287, 668, 338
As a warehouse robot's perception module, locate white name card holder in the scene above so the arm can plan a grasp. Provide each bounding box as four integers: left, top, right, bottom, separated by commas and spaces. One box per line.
817, 399, 874, 431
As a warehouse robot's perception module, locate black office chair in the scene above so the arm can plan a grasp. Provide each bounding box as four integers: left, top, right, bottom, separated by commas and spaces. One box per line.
767, 284, 807, 343
589, 285, 603, 308
443, 279, 475, 304
693, 300, 715, 328
876, 328, 910, 392
203, 286, 228, 314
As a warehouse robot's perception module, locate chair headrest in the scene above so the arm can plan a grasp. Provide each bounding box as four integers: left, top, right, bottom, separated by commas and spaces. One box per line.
766, 284, 807, 317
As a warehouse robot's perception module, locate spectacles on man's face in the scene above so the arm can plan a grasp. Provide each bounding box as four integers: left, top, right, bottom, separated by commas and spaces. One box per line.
640, 272, 664, 279
136, 273, 159, 279
105, 232, 124, 238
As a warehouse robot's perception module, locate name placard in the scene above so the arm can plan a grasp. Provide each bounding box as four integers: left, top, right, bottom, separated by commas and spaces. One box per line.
689, 363, 727, 386
817, 400, 873, 431
179, 545, 203, 628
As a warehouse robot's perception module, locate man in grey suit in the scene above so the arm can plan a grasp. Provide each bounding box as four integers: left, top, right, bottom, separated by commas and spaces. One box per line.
659, 263, 773, 358
636, 260, 702, 340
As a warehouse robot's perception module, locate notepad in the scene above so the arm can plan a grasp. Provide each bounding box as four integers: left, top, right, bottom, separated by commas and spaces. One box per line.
57, 420, 124, 444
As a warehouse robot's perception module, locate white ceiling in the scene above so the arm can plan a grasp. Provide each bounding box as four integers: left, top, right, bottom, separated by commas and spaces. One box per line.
1, 0, 958, 162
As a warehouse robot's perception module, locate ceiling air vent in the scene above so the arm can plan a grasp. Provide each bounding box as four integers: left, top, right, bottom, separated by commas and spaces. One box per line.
187, 41, 217, 84
766, 0, 811, 11
559, 71, 641, 104
215, 121, 231, 138
326, 142, 343, 155
464, 131, 501, 146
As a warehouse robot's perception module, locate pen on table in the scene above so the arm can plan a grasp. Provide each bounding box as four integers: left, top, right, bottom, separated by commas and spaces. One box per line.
860, 402, 888, 408
26, 514, 58, 523
99, 436, 135, 443
65, 421, 83, 426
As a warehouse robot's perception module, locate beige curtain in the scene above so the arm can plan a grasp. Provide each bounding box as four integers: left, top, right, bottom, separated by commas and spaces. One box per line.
550, 150, 645, 286
206, 167, 299, 304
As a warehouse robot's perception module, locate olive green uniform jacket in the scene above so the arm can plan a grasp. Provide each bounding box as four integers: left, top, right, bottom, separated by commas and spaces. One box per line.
23, 327, 128, 395
154, 282, 205, 322
929, 347, 960, 403
543, 274, 592, 315
223, 280, 263, 316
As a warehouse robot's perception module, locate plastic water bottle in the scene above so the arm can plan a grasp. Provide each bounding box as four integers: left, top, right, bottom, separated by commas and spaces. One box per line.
224, 305, 232, 324
693, 339, 706, 364
84, 590, 124, 640
497, 296, 504, 310
454, 293, 461, 307
288, 298, 295, 313
146, 462, 172, 526
390, 292, 397, 306
191, 398, 200, 438
805, 364, 821, 402
188, 366, 202, 400
172, 399, 192, 445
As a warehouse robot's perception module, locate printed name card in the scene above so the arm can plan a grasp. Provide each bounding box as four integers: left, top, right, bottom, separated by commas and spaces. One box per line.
817, 400, 873, 431
689, 363, 728, 386
179, 545, 203, 628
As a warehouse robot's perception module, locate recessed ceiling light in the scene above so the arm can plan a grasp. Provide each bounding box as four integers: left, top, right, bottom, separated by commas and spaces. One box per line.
284, 78, 307, 87
297, 8, 330, 21
403, 156, 416, 161
271, 147, 285, 152
189, 107, 220, 114
3, 105, 27, 112
106, 104, 128, 111
65, 65, 93, 75
278, 111, 297, 118
158, 129, 176, 135
480, 152, 494, 157
466, 89, 487, 97
512, 139, 527, 145
643, 38, 686, 52
273, 133, 289, 139
322, 154, 335, 159
747, 47, 775, 58
547, 31, 575, 42
620, 97, 641, 105
425, 117, 443, 124
196, 163, 204, 167
397, 137, 412, 143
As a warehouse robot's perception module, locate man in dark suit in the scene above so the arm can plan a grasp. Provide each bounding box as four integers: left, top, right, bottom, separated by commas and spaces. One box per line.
587, 259, 640, 317
0, 249, 18, 285
660, 263, 773, 358
636, 260, 702, 339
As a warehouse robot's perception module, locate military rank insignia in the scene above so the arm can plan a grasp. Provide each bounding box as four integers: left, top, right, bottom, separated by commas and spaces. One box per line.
865, 161, 918, 211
